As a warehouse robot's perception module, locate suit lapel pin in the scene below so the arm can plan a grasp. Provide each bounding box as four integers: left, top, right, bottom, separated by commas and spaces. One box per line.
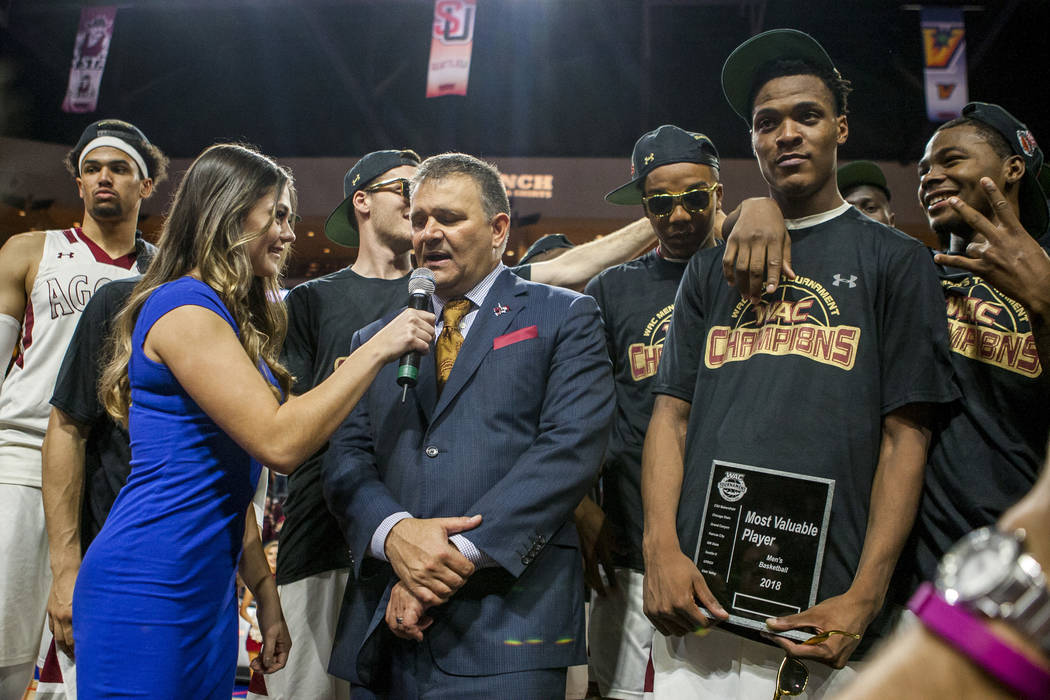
493, 303, 509, 316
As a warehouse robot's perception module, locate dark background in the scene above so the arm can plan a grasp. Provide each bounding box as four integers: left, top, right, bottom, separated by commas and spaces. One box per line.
2, 0, 1046, 164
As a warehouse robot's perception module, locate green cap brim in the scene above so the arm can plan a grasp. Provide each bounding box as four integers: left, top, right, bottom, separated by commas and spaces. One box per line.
324, 195, 359, 247
838, 161, 890, 200
722, 29, 836, 122
605, 179, 646, 206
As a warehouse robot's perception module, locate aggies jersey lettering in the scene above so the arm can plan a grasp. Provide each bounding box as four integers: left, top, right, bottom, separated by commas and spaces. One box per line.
0, 228, 140, 487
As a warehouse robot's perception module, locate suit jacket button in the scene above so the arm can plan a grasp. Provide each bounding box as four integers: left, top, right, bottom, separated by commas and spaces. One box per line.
425, 446, 439, 457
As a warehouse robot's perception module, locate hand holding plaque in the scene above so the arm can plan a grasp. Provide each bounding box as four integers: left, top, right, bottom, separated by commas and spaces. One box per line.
762, 591, 873, 668
643, 544, 728, 637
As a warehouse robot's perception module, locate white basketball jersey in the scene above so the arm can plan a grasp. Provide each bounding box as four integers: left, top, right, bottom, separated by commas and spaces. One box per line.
0, 228, 141, 486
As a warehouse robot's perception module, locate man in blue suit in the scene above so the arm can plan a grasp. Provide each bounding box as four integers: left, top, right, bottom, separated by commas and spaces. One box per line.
322, 152, 614, 698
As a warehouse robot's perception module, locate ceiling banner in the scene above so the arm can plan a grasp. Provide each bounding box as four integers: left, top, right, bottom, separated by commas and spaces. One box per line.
921, 7, 969, 122
61, 6, 117, 114
426, 0, 475, 98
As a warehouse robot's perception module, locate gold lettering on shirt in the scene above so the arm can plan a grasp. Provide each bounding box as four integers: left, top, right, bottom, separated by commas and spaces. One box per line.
628, 303, 674, 381
942, 278, 1042, 378
705, 323, 860, 370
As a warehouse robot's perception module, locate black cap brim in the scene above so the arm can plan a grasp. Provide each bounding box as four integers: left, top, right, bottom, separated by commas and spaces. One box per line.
961, 102, 1049, 237
1020, 171, 1050, 237
722, 29, 836, 122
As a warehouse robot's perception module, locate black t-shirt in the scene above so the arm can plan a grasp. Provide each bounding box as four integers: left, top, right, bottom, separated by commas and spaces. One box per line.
585, 250, 688, 571
277, 268, 408, 584
50, 277, 138, 553
654, 206, 957, 652
912, 250, 1050, 583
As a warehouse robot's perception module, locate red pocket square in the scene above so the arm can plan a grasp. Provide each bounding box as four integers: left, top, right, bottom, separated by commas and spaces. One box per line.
493, 325, 538, 350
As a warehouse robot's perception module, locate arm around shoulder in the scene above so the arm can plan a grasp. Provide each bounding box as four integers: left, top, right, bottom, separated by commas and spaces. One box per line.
530, 218, 656, 291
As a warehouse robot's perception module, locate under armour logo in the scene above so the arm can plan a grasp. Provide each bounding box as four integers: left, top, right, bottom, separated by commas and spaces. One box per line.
832, 274, 857, 288
57, 252, 74, 259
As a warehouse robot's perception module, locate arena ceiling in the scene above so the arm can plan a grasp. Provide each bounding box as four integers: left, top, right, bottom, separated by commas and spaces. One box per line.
1, 0, 1047, 167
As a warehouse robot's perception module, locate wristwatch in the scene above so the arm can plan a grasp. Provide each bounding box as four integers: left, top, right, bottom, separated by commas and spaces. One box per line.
935, 526, 1050, 655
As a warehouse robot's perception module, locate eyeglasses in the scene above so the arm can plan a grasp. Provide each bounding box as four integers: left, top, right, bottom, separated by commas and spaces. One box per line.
364, 177, 410, 200
773, 655, 808, 700
642, 182, 718, 218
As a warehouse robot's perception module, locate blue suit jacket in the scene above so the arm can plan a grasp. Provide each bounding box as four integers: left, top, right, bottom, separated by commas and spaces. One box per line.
322, 268, 614, 685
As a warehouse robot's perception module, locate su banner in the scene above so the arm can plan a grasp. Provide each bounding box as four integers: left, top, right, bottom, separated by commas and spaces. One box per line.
61, 6, 116, 114
426, 0, 476, 98
921, 6, 969, 122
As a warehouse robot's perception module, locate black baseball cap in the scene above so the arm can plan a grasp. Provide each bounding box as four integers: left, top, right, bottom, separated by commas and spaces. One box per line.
959, 102, 1048, 236
519, 234, 574, 265
837, 161, 891, 200
605, 125, 720, 205
721, 29, 837, 122
324, 149, 421, 247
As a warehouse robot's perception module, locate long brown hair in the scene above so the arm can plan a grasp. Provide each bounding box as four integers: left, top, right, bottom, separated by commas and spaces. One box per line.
101, 143, 294, 425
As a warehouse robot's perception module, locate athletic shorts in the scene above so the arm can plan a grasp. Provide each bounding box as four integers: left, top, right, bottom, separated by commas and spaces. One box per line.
266, 569, 351, 700
651, 625, 862, 699
0, 483, 50, 666
35, 636, 76, 699
588, 568, 655, 699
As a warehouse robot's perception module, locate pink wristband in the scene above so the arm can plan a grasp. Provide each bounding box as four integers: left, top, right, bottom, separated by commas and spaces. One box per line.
909, 582, 1050, 700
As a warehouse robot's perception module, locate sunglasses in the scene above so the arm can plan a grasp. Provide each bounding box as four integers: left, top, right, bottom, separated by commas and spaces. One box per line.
773, 655, 808, 700
642, 182, 718, 218
364, 177, 411, 200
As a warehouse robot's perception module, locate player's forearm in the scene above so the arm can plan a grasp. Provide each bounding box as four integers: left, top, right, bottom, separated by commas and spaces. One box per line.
265, 341, 388, 472
240, 514, 282, 621
850, 407, 932, 611
642, 395, 690, 557
530, 218, 655, 289
41, 408, 88, 573
239, 507, 272, 595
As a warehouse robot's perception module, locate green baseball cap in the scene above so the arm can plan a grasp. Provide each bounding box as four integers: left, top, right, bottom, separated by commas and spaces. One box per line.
837, 161, 891, 200
721, 29, 837, 122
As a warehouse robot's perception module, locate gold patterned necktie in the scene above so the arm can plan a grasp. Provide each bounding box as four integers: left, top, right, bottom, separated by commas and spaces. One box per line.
435, 298, 472, 391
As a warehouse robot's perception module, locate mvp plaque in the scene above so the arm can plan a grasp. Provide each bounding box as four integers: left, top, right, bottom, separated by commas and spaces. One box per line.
694, 460, 834, 642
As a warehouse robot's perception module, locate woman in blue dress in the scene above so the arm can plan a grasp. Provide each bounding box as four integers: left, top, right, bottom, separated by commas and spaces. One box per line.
73, 143, 434, 698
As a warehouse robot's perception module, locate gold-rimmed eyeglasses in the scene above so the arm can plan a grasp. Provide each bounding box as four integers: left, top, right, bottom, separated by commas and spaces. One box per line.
642, 182, 718, 218
801, 629, 861, 646
364, 177, 410, 200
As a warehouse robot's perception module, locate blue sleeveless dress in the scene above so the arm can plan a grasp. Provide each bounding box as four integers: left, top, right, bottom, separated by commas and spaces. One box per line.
75, 277, 273, 698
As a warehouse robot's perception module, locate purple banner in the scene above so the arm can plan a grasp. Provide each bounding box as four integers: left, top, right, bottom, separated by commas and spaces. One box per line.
61, 6, 117, 114
921, 7, 969, 122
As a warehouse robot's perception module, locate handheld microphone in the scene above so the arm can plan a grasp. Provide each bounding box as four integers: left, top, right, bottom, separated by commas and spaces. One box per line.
397, 268, 435, 402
